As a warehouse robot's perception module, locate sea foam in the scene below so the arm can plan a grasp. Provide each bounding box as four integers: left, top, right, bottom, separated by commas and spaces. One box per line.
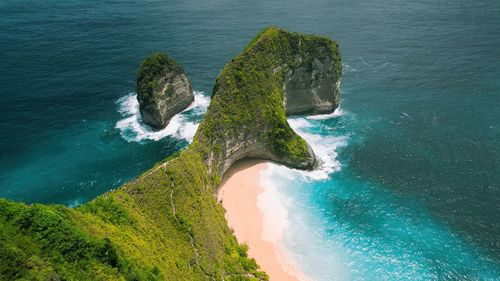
256, 109, 349, 280
257, 108, 348, 236
258, 167, 292, 243
288, 109, 348, 180
257, 108, 348, 243
306, 107, 343, 120
115, 91, 209, 143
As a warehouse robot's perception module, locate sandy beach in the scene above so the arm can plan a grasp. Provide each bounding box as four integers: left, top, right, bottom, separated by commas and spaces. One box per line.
218, 159, 310, 281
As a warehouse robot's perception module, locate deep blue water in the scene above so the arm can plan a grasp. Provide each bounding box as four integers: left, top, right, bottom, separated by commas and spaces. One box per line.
1, 0, 499, 279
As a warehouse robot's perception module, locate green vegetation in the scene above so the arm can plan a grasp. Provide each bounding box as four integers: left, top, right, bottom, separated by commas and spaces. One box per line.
196, 27, 341, 174
136, 53, 184, 107
0, 198, 161, 280
0, 27, 341, 280
0, 150, 266, 280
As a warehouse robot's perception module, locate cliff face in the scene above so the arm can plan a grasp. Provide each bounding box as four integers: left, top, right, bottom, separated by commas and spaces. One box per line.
195, 27, 342, 177
284, 49, 341, 115
0, 27, 341, 281
137, 53, 194, 129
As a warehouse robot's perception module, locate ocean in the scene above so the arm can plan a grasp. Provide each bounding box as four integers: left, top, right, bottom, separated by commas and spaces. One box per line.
1, 0, 499, 279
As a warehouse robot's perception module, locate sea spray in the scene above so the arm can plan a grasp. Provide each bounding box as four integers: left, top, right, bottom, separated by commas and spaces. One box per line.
115, 91, 209, 143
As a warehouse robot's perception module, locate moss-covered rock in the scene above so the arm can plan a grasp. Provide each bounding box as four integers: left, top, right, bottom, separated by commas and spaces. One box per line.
194, 27, 342, 176
0, 27, 341, 281
137, 53, 194, 129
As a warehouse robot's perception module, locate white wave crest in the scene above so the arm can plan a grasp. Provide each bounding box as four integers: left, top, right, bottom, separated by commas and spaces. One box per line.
258, 168, 292, 243
256, 109, 350, 281
115, 91, 209, 143
288, 116, 348, 180
343, 63, 358, 72
307, 107, 343, 120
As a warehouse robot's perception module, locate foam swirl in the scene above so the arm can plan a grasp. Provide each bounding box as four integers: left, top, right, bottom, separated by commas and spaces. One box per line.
115, 91, 209, 143
288, 107, 348, 180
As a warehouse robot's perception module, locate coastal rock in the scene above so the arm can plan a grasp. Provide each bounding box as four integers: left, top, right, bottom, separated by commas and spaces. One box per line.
136, 53, 194, 129
197, 27, 342, 177
0, 28, 342, 281
284, 52, 341, 115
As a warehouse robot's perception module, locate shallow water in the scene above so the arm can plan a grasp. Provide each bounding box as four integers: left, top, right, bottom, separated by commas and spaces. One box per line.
1, 0, 499, 278
261, 113, 500, 280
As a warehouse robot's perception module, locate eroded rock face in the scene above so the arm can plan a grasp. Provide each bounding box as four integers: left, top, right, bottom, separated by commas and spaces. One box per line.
195, 27, 342, 178
136, 53, 194, 129
284, 53, 341, 115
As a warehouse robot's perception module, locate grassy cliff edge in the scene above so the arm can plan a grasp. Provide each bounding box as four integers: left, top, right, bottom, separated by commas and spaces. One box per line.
0, 27, 341, 281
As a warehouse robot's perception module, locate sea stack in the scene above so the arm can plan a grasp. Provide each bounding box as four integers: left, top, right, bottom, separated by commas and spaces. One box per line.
136, 53, 194, 129
0, 27, 342, 280
198, 27, 342, 176
283, 38, 341, 115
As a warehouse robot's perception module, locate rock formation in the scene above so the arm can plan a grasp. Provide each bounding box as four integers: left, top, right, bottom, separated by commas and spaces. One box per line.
284, 47, 341, 115
0, 27, 341, 281
136, 53, 194, 129
197, 27, 342, 177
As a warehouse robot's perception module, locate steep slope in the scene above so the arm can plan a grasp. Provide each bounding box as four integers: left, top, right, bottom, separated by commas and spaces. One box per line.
196, 27, 342, 176
0, 27, 341, 281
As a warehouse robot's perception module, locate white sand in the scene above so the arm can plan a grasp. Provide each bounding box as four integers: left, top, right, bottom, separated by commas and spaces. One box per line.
218, 160, 311, 281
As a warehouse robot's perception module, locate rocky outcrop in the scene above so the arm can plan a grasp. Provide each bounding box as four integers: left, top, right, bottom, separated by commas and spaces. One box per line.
0, 27, 342, 281
284, 52, 341, 115
195, 27, 342, 178
136, 53, 194, 129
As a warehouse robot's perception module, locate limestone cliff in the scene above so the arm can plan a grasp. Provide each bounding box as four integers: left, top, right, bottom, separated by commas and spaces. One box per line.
0, 27, 341, 281
196, 27, 342, 177
284, 45, 341, 115
137, 53, 194, 129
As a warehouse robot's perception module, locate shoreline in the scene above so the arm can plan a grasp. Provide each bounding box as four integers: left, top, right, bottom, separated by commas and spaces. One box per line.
217, 159, 310, 281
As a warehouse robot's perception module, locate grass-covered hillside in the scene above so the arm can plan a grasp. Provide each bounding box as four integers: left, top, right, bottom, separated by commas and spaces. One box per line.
0, 27, 341, 281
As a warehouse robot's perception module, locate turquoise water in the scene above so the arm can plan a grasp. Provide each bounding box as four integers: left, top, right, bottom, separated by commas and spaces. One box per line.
1, 0, 499, 279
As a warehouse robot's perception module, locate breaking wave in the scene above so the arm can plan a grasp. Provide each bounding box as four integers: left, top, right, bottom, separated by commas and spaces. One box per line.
115, 91, 209, 143
287, 107, 348, 180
